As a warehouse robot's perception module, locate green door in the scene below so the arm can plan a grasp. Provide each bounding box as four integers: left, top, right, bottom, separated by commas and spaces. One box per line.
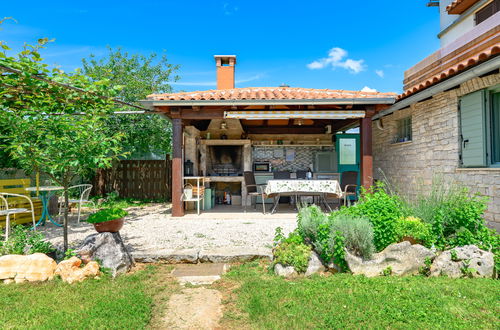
336, 134, 360, 199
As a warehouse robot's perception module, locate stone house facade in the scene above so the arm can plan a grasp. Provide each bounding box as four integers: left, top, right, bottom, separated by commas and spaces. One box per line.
373, 72, 500, 229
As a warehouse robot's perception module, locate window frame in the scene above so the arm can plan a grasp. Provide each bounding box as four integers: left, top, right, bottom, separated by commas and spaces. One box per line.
487, 86, 500, 167
393, 116, 412, 144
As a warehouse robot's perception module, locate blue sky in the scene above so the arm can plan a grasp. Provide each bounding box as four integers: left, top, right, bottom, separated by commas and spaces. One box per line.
1, 1, 441, 94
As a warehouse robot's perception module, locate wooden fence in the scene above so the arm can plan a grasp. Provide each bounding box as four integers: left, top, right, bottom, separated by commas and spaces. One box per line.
94, 157, 172, 201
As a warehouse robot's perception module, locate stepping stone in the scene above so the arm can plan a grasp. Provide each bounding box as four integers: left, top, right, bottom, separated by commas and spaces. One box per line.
171, 263, 229, 285
163, 287, 222, 329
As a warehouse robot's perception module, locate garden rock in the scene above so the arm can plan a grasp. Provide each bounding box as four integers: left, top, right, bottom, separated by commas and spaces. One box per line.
55, 257, 100, 284
430, 245, 494, 278
76, 232, 134, 277
345, 241, 435, 277
305, 251, 325, 276
0, 253, 57, 283
274, 263, 297, 277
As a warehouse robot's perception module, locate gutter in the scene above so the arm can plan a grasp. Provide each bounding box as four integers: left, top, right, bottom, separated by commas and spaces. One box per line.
139, 97, 396, 109
372, 56, 500, 120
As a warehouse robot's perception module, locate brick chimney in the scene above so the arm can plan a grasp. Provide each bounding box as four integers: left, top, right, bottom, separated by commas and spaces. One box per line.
214, 55, 236, 89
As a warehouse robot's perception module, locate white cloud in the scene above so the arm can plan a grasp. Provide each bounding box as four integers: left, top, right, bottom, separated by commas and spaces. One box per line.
361, 86, 377, 92
375, 70, 384, 78
307, 47, 366, 74
223, 3, 238, 15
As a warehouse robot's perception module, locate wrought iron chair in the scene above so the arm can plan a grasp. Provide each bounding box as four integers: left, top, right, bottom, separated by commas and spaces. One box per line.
0, 193, 36, 241
243, 171, 267, 214
58, 184, 94, 223
340, 171, 358, 206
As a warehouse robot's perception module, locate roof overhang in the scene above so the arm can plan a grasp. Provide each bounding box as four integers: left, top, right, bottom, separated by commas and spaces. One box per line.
140, 97, 396, 109
224, 110, 366, 120
373, 56, 500, 120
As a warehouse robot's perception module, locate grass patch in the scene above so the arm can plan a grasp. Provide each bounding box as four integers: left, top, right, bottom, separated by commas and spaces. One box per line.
219, 262, 500, 329
0, 265, 178, 329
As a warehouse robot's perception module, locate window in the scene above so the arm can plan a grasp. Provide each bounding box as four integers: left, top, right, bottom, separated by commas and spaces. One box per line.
491, 91, 500, 164
475, 0, 499, 25
394, 117, 412, 143
459, 86, 500, 167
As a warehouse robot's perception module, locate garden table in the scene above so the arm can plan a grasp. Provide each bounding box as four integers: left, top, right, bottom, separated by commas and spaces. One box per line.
25, 186, 63, 227
265, 179, 342, 213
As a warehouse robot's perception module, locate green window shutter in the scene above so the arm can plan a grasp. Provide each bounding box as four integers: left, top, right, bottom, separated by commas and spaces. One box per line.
460, 90, 486, 167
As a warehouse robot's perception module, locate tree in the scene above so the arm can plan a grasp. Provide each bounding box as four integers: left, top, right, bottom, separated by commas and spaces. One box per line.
0, 30, 124, 251
82, 47, 180, 155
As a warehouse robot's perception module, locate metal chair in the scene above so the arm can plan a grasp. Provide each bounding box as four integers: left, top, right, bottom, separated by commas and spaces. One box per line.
58, 184, 94, 223
243, 171, 267, 214
340, 171, 358, 206
0, 193, 36, 241
296, 170, 308, 179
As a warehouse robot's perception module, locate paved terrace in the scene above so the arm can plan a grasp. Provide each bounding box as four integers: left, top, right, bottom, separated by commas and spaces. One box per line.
40, 204, 297, 262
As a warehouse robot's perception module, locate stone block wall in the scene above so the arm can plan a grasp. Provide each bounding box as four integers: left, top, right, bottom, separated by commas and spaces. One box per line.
372, 72, 500, 229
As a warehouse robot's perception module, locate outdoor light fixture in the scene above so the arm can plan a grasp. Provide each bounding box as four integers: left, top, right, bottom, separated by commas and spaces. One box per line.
224, 110, 365, 120
293, 118, 304, 126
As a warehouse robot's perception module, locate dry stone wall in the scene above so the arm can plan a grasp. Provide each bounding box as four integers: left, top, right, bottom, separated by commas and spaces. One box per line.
373, 72, 500, 229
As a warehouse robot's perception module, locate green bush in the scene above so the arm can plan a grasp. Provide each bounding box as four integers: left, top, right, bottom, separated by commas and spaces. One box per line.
0, 225, 54, 255
86, 207, 128, 224
336, 182, 404, 251
297, 205, 329, 244
273, 229, 311, 273
394, 216, 435, 247
329, 214, 375, 259
296, 206, 358, 272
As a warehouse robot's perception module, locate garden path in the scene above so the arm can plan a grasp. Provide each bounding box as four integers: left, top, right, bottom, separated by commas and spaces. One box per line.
39, 204, 297, 256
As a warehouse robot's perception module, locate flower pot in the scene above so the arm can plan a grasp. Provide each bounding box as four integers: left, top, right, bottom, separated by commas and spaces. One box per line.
93, 217, 124, 233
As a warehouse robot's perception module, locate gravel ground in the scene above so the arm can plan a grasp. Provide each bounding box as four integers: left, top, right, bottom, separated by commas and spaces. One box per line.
40, 204, 297, 253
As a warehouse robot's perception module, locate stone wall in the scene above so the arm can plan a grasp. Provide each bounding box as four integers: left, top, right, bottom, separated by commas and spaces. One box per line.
373, 72, 500, 229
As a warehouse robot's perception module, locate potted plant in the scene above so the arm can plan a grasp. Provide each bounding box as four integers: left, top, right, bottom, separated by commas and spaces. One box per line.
86, 208, 128, 233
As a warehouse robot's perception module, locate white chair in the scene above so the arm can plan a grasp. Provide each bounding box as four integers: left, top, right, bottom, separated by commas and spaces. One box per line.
0, 193, 36, 241
58, 184, 94, 223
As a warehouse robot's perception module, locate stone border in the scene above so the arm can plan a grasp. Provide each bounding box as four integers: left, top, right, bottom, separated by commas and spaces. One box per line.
132, 247, 272, 264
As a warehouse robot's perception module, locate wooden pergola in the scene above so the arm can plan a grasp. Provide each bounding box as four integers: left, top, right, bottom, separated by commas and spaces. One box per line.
141, 88, 395, 217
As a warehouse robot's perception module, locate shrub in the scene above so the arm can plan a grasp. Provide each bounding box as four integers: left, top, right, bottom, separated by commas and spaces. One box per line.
336, 182, 404, 251
0, 225, 54, 255
394, 216, 435, 247
273, 228, 311, 273
86, 207, 128, 224
297, 204, 329, 243
329, 214, 375, 259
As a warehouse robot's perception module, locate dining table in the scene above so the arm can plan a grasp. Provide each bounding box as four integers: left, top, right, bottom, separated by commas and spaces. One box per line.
25, 186, 64, 227
264, 179, 343, 213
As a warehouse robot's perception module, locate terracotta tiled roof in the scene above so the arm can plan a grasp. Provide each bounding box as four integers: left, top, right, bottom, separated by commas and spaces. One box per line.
446, 0, 479, 14
148, 87, 396, 101
398, 44, 499, 100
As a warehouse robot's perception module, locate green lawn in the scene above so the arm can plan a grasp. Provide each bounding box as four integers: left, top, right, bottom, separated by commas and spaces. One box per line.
218, 262, 500, 329
0, 265, 176, 330
1, 262, 498, 329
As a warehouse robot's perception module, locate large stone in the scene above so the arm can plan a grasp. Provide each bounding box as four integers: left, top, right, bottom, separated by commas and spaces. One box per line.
133, 249, 199, 264
54, 257, 100, 284
76, 232, 134, 277
198, 247, 272, 263
0, 253, 57, 283
430, 245, 494, 278
274, 263, 297, 277
345, 241, 435, 277
305, 251, 326, 276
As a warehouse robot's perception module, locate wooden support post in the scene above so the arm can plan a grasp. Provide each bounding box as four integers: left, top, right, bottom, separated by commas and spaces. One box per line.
360, 115, 373, 189
171, 118, 185, 217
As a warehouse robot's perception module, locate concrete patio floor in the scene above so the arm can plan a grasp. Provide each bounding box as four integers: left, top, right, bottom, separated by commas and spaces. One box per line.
39, 203, 297, 261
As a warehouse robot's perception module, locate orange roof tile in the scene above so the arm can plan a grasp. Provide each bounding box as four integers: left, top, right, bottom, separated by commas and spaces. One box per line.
398, 44, 499, 100
446, 0, 479, 14
147, 87, 396, 101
